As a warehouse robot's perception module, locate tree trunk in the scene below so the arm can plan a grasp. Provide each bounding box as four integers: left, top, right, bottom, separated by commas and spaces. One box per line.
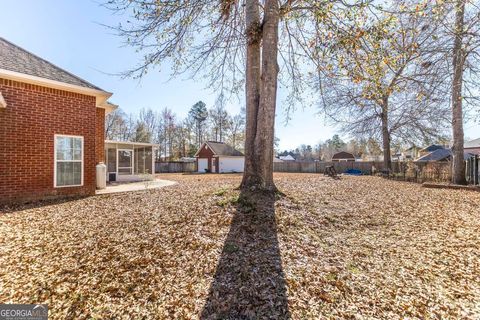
380, 100, 392, 171
451, 0, 467, 185
241, 0, 262, 189
241, 0, 279, 191
255, 0, 279, 189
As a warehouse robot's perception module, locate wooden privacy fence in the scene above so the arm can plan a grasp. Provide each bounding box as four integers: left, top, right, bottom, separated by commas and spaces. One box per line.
274, 160, 454, 184
155, 162, 196, 173
273, 161, 385, 174
156, 159, 478, 185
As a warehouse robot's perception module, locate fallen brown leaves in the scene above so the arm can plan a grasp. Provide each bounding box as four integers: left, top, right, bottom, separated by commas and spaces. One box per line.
1, 173, 479, 319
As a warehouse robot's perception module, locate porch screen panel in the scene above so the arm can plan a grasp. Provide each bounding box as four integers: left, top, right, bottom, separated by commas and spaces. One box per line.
145, 148, 153, 174
107, 148, 116, 172
136, 147, 146, 174
118, 150, 133, 175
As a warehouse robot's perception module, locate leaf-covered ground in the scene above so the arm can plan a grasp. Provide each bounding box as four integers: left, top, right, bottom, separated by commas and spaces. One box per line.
1, 173, 479, 319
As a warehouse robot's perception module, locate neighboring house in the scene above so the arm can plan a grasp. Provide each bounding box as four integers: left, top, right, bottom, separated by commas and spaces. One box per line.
331, 151, 356, 162
195, 141, 244, 173
402, 145, 421, 160
418, 144, 445, 157
279, 155, 295, 161
391, 152, 403, 162
0, 37, 115, 203
415, 149, 475, 163
465, 138, 480, 155
273, 157, 284, 163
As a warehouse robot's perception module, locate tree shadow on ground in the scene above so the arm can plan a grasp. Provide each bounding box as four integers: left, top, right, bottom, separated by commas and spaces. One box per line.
201, 191, 290, 319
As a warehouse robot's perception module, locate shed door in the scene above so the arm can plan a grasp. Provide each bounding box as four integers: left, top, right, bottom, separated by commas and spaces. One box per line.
198, 158, 208, 173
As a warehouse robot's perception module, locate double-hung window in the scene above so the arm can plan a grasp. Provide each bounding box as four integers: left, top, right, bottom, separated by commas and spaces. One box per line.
54, 135, 83, 187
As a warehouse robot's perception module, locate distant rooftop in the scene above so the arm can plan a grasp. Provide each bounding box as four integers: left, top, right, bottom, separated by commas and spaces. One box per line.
415, 149, 474, 162
332, 151, 355, 160
205, 141, 244, 157
279, 155, 295, 161
419, 144, 446, 153
465, 138, 480, 148
0, 37, 103, 90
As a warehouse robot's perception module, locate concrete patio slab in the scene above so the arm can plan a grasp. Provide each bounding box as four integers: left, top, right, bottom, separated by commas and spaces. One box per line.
96, 179, 176, 195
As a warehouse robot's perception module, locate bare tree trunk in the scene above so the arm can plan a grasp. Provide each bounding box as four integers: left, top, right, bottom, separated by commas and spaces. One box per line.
255, 0, 279, 189
380, 99, 392, 170
241, 0, 262, 189
451, 0, 467, 185
219, 123, 223, 142
241, 0, 279, 191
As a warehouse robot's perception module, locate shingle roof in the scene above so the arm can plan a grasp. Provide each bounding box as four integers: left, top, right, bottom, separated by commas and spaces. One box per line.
332, 151, 355, 160
0, 37, 103, 90
465, 138, 480, 148
279, 155, 295, 161
205, 141, 244, 156
419, 144, 445, 153
415, 149, 474, 162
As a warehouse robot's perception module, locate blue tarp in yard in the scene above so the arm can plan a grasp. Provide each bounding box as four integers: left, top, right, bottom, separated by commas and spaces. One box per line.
344, 169, 362, 175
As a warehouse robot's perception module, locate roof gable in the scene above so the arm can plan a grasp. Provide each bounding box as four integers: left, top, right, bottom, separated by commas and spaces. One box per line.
332, 151, 355, 160
195, 141, 243, 157
0, 37, 102, 90
279, 155, 295, 161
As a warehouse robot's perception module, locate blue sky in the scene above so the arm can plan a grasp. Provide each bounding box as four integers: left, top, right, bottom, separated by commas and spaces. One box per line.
1, 0, 478, 149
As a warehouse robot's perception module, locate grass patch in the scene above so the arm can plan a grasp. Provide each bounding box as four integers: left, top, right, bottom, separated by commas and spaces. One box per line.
213, 187, 229, 197
216, 194, 240, 207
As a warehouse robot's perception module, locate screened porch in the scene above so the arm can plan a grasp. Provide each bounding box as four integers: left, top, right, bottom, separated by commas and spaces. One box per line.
105, 140, 158, 182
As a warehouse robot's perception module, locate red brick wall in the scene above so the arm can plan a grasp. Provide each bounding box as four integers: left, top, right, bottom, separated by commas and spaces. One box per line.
196, 144, 219, 173
0, 78, 100, 204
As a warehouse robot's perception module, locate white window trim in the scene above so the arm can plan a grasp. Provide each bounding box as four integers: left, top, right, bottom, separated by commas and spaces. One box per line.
54, 134, 84, 188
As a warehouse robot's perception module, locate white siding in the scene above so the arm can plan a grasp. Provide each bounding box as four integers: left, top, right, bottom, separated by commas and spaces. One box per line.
198, 158, 208, 173
219, 157, 244, 173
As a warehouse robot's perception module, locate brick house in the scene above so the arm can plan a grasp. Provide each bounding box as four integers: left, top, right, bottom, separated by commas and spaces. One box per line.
195, 141, 244, 173
0, 37, 115, 204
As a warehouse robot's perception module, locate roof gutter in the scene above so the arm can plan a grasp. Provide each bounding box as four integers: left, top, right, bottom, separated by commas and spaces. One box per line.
0, 68, 113, 109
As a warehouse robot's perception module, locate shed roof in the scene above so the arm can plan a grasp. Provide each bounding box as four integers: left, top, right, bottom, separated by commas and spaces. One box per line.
0, 37, 103, 90
332, 151, 356, 160
196, 141, 244, 157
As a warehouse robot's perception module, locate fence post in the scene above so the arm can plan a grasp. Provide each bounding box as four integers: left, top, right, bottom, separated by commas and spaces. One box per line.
475, 155, 479, 185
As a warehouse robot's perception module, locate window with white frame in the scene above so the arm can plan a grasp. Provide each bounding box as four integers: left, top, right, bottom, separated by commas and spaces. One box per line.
54, 135, 83, 187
